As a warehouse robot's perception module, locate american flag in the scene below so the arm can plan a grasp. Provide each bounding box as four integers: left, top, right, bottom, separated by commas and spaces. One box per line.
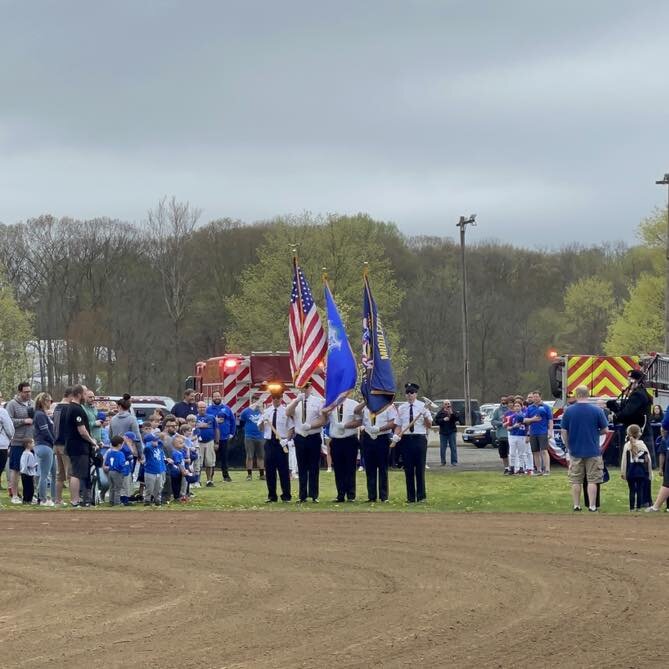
289, 258, 327, 388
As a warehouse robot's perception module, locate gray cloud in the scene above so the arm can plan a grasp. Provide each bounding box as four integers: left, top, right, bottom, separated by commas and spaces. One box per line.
1, 0, 668, 245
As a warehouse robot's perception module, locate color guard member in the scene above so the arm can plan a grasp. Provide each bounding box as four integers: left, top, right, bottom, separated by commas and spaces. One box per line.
392, 383, 432, 502
326, 397, 362, 502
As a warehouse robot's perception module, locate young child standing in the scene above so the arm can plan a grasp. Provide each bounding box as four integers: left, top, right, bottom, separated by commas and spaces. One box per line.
142, 433, 166, 506
103, 436, 128, 506
620, 424, 652, 511
19, 438, 39, 504
121, 432, 138, 506
166, 434, 191, 503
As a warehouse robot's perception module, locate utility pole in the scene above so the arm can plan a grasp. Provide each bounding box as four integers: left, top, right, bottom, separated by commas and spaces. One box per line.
456, 214, 476, 426
656, 173, 669, 352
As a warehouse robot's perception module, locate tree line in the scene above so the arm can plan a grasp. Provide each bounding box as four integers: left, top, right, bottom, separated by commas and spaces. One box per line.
0, 200, 664, 402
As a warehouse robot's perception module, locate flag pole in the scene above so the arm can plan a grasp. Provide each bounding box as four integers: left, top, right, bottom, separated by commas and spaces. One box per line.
363, 261, 369, 278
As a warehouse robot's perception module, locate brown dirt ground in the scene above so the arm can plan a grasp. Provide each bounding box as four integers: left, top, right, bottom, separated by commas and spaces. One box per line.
1, 511, 667, 668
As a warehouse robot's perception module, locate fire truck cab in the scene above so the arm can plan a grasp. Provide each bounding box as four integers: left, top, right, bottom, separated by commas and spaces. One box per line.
186, 351, 325, 418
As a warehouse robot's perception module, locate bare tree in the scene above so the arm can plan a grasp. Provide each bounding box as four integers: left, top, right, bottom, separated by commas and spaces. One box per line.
145, 196, 201, 394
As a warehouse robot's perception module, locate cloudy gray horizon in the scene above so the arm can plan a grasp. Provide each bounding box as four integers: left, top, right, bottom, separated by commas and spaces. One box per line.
2, 0, 668, 246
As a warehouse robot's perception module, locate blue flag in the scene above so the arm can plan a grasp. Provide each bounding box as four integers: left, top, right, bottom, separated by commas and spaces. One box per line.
323, 281, 357, 411
361, 272, 395, 414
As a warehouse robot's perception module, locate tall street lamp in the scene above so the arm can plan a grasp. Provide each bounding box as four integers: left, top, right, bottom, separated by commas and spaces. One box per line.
456, 214, 476, 426
656, 173, 669, 352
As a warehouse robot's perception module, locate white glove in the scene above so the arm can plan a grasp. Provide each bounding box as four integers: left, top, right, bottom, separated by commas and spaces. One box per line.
391, 434, 401, 443
302, 422, 312, 432
287, 439, 295, 448
296, 392, 305, 402
368, 425, 380, 435
279, 438, 288, 448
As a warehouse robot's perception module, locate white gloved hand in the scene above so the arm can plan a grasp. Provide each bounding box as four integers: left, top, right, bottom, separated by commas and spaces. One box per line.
287, 439, 295, 448
368, 425, 380, 435
279, 438, 288, 448
302, 422, 312, 432
391, 433, 401, 443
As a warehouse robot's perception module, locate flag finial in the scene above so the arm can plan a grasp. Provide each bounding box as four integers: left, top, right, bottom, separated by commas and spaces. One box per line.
322, 266, 328, 282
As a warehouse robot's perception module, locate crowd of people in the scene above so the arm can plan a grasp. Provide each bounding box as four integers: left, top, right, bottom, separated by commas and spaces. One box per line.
2, 369, 669, 511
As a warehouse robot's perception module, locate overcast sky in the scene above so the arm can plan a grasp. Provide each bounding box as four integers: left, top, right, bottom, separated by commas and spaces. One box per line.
2, 0, 668, 246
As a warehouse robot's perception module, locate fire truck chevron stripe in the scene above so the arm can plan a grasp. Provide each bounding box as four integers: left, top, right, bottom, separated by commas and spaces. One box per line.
566, 355, 640, 395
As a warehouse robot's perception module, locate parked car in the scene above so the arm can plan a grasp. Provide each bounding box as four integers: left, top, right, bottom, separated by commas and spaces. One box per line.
428, 398, 482, 425
462, 420, 494, 448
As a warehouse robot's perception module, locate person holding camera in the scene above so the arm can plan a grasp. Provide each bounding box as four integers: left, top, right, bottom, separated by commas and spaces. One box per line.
6, 382, 35, 505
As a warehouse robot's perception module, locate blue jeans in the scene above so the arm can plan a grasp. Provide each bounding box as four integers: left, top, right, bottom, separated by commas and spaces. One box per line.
439, 432, 457, 465
34, 444, 55, 501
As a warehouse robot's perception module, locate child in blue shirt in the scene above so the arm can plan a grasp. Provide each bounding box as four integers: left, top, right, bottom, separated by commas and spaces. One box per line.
121, 432, 139, 506
142, 433, 166, 506
166, 434, 191, 503
104, 436, 128, 506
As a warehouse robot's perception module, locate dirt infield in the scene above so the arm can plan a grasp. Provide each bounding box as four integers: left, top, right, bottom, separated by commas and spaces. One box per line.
2, 512, 668, 668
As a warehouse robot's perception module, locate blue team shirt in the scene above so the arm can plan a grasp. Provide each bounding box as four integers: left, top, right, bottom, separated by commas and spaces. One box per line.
561, 403, 608, 458
526, 403, 552, 436
104, 449, 128, 474
506, 410, 526, 437
143, 443, 167, 475
121, 442, 135, 471
169, 448, 185, 476
206, 402, 236, 441
193, 413, 217, 443
239, 407, 263, 439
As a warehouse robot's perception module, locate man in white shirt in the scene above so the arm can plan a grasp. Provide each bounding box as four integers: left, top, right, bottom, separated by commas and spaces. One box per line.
258, 385, 294, 503
393, 383, 432, 503
355, 400, 397, 502
326, 397, 362, 502
286, 380, 326, 503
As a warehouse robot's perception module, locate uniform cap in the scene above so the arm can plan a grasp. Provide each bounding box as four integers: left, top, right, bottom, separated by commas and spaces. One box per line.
123, 431, 138, 441
629, 369, 645, 381
404, 382, 420, 393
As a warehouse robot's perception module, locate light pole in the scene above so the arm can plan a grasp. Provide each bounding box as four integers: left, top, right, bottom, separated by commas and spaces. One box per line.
656, 173, 669, 352
456, 214, 476, 426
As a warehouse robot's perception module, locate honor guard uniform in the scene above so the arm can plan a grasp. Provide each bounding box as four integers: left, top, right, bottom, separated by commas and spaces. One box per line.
357, 402, 398, 503
286, 380, 325, 503
393, 383, 432, 502
258, 384, 294, 502
327, 397, 362, 502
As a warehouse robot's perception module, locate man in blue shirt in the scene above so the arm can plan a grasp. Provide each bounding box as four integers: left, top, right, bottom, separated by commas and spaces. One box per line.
206, 391, 236, 483
524, 390, 554, 476
239, 401, 265, 481
561, 385, 609, 512
195, 401, 218, 487
172, 390, 198, 423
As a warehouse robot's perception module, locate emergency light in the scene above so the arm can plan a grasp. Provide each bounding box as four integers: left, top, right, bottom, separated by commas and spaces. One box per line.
223, 358, 239, 370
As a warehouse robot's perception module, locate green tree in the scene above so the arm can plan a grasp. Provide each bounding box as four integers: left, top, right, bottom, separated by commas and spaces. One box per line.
559, 277, 616, 353
604, 274, 664, 354
225, 214, 406, 380
0, 272, 34, 395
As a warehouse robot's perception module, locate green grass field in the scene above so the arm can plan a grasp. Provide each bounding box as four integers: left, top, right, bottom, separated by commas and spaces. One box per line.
6, 468, 665, 514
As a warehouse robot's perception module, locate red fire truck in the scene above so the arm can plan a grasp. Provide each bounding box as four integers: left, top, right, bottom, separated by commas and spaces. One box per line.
186, 351, 325, 417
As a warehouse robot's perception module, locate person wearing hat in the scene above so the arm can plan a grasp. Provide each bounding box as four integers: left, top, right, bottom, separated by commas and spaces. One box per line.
258, 384, 294, 502
325, 396, 362, 503
286, 380, 326, 503
392, 383, 432, 502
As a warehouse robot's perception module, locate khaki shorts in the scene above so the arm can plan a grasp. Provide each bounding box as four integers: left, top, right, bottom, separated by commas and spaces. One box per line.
54, 445, 71, 482
568, 456, 604, 485
245, 437, 264, 460
200, 441, 216, 468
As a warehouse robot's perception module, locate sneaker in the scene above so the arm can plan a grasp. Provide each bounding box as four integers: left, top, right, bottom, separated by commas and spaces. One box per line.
588, 506, 598, 512
326, 467, 333, 473
358, 466, 364, 472
503, 468, 510, 476
11, 496, 22, 505
312, 498, 319, 503
573, 506, 582, 512
246, 475, 252, 481
259, 475, 266, 481
425, 464, 430, 470
40, 500, 55, 507
192, 482, 201, 488
31, 497, 39, 505
646, 506, 660, 513
206, 481, 214, 488
543, 471, 551, 476
223, 477, 232, 483
70, 502, 80, 508
533, 471, 543, 477
440, 463, 447, 467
